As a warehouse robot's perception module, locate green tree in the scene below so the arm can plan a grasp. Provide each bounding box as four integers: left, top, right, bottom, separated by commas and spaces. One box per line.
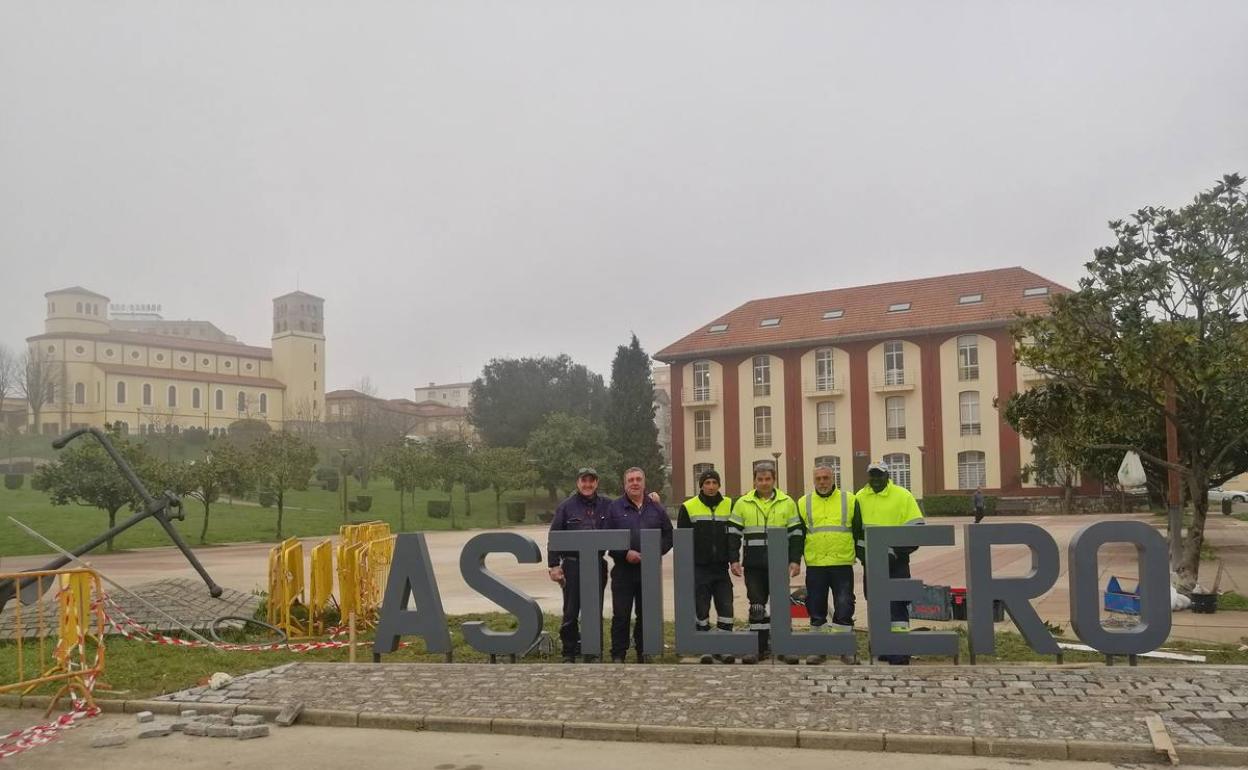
379, 442, 436, 531
606, 334, 666, 490
526, 412, 616, 501
171, 441, 253, 544
469, 355, 608, 447
35, 426, 155, 551
427, 434, 473, 528
475, 446, 538, 526
1013, 173, 1248, 587
250, 431, 318, 540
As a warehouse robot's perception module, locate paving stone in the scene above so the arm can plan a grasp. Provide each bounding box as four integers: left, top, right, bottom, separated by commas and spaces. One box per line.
91, 733, 128, 748
134, 711, 154, 723
179, 709, 198, 718
236, 725, 270, 740
275, 701, 304, 727
138, 726, 172, 739
206, 724, 240, 738
231, 714, 266, 726
183, 722, 209, 736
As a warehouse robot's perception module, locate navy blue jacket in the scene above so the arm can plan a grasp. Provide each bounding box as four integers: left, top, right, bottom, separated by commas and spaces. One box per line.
605, 494, 674, 564
546, 493, 612, 568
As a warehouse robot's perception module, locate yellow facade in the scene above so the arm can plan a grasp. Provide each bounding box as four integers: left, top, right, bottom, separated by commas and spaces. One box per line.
866, 339, 924, 496
27, 287, 323, 436
736, 354, 787, 488
938, 333, 1001, 490
798, 346, 852, 492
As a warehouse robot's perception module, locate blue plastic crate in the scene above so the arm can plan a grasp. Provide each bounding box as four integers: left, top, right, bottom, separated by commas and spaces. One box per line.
1103, 576, 1141, 615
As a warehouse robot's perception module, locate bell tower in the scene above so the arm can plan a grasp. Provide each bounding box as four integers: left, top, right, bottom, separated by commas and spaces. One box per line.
271, 291, 325, 423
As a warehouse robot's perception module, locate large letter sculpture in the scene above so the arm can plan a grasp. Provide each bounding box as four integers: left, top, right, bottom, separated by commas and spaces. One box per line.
865, 524, 959, 659
673, 529, 756, 656
768, 529, 855, 658
964, 523, 1060, 657
1069, 520, 1171, 655
459, 532, 544, 655
548, 529, 631, 658
374, 533, 452, 655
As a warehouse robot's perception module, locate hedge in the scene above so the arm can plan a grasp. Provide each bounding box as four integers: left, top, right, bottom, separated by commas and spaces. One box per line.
428, 500, 451, 519
505, 502, 526, 523
920, 494, 997, 517
355, 495, 373, 513
258, 491, 276, 508
4, 474, 23, 490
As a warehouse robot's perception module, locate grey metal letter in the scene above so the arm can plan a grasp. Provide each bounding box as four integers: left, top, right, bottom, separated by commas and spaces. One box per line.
865, 525, 959, 658
374, 533, 452, 655
1069, 520, 1171, 655
459, 532, 544, 656
768, 529, 854, 657
548, 529, 630, 657
673, 529, 756, 656
640, 528, 665, 656
964, 523, 1060, 656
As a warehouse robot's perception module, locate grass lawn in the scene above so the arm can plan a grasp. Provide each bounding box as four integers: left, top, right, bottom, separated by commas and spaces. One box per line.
1218, 591, 1248, 611
0, 482, 557, 557
6, 614, 1248, 701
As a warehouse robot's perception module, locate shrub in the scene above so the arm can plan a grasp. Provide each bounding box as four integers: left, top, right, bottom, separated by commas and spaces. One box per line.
920, 495, 997, 517
505, 502, 526, 523
537, 511, 554, 524
323, 476, 339, 492
428, 500, 451, 519
4, 474, 23, 490
315, 467, 339, 483
355, 495, 372, 513
30, 473, 47, 492
258, 491, 276, 508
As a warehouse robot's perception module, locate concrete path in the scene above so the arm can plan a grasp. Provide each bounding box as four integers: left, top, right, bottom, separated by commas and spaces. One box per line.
1, 710, 1216, 770
4, 514, 1246, 644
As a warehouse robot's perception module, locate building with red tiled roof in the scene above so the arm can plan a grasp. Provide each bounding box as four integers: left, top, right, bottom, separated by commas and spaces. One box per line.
24, 286, 325, 437
655, 267, 1098, 501
325, 389, 473, 441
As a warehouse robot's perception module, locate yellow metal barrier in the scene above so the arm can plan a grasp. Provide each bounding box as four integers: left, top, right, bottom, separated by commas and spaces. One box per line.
266, 538, 308, 639
0, 569, 106, 715
335, 521, 393, 629
307, 540, 334, 637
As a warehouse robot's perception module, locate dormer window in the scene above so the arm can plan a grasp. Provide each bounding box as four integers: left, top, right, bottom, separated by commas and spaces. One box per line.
759, 318, 780, 328
1023, 286, 1049, 297
708, 323, 729, 333
888, 302, 911, 313
958, 293, 983, 305
822, 310, 844, 320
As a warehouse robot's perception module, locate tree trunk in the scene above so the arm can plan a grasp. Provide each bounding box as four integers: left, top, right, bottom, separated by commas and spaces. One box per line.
547, 484, 558, 502
200, 499, 211, 544
106, 507, 119, 551
1173, 468, 1211, 591
276, 493, 284, 540
465, 487, 472, 518
1063, 482, 1074, 514
398, 487, 406, 532
496, 489, 503, 528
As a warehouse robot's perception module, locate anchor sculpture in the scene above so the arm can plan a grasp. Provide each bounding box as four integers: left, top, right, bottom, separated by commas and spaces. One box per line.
0, 426, 223, 613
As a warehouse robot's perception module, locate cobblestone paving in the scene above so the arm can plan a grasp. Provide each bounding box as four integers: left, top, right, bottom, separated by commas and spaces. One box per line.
156, 663, 1248, 747
0, 578, 258, 639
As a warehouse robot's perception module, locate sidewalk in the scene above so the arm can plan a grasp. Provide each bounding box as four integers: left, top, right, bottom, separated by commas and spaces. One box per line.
151, 662, 1248, 752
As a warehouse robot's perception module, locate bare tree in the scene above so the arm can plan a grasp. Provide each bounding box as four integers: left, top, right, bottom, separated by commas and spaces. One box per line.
0, 344, 16, 416
342, 376, 413, 489
19, 347, 61, 435
287, 395, 323, 441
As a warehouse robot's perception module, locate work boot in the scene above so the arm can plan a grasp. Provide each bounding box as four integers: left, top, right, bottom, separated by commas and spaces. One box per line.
716, 654, 736, 664
562, 655, 576, 664
840, 653, 858, 665
637, 653, 654, 664
806, 655, 827, 665
781, 655, 799, 665
699, 654, 715, 664
582, 655, 599, 664
741, 654, 758, 665
612, 655, 626, 663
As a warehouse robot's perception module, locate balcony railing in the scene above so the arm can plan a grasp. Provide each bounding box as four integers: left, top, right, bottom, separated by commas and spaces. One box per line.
871, 368, 916, 392
802, 376, 844, 397
681, 388, 720, 407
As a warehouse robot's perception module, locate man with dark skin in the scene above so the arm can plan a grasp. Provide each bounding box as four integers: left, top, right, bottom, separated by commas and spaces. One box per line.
854, 461, 924, 665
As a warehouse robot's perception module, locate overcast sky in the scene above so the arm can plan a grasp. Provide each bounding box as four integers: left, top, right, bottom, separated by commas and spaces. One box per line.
2, 2, 1246, 396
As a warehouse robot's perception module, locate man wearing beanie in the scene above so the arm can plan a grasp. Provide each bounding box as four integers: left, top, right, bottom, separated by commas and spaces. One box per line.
677, 469, 742, 663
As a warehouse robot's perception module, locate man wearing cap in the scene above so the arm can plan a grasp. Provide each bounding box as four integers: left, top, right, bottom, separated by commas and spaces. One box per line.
547, 467, 612, 663
677, 468, 741, 664
798, 463, 860, 665
731, 462, 802, 664
854, 460, 925, 665
606, 467, 674, 663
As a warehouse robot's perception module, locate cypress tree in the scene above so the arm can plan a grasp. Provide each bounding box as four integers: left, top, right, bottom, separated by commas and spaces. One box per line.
606, 334, 666, 490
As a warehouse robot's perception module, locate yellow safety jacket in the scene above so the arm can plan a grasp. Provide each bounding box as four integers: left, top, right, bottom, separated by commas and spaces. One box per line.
733, 489, 802, 568
798, 488, 858, 567
680, 495, 741, 565
854, 480, 924, 564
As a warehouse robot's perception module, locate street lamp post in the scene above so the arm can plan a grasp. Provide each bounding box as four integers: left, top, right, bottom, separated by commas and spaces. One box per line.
338, 448, 350, 523
771, 451, 783, 491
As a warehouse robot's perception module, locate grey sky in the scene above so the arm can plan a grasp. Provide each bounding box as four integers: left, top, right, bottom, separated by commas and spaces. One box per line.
2, 1, 1246, 396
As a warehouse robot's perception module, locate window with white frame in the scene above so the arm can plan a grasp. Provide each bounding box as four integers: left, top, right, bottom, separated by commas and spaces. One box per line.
884, 341, 905, 385
753, 355, 771, 397
958, 451, 987, 489
884, 453, 912, 490
754, 406, 772, 448
959, 391, 981, 436
886, 396, 906, 440
814, 349, 835, 391
957, 335, 980, 381
692, 361, 711, 402
813, 455, 841, 487
694, 409, 712, 451
74, 382, 85, 405
692, 463, 715, 485
816, 401, 836, 444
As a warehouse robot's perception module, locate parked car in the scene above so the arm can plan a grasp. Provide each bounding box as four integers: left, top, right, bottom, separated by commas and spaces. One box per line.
1208, 487, 1247, 503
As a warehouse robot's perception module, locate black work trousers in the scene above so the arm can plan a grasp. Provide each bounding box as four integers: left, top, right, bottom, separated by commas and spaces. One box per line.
804, 565, 855, 629
744, 566, 771, 655
610, 562, 645, 658
863, 556, 912, 664
559, 557, 607, 657
694, 563, 734, 630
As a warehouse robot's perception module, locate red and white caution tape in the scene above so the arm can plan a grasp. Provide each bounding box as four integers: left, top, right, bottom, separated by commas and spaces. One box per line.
0, 703, 100, 760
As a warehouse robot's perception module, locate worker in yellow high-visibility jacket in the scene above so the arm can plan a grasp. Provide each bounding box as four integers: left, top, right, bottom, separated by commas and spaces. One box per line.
854, 460, 924, 665
797, 463, 860, 665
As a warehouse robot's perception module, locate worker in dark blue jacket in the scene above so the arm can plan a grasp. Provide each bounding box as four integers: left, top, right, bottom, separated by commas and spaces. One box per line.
605, 467, 673, 663
547, 467, 612, 663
